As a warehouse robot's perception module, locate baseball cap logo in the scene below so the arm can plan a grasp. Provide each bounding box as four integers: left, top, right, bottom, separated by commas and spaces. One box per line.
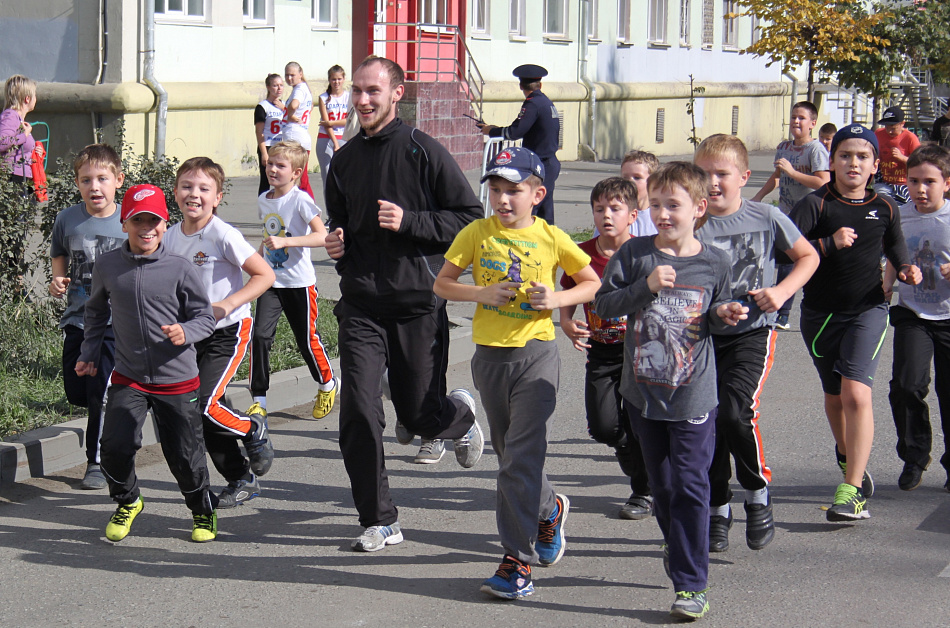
496, 151, 513, 165
133, 188, 157, 202
850, 126, 863, 134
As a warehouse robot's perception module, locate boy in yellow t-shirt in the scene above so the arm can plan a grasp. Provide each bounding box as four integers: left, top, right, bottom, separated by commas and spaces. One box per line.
434, 147, 600, 600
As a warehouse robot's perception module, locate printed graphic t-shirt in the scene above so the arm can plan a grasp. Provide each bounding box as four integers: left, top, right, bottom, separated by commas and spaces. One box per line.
445, 216, 590, 347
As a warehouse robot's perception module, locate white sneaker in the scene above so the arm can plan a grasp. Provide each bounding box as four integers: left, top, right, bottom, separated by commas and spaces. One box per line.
351, 522, 404, 552
414, 439, 445, 464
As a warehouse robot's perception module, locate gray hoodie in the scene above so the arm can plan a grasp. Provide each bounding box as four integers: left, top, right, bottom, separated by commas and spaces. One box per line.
79, 240, 215, 385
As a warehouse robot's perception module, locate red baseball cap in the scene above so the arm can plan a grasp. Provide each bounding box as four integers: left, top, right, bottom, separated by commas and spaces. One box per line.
121, 184, 169, 222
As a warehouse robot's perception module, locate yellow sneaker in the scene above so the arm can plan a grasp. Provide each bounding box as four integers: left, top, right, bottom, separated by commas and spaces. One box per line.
105, 496, 144, 542
312, 376, 340, 419
192, 510, 218, 542
246, 402, 267, 420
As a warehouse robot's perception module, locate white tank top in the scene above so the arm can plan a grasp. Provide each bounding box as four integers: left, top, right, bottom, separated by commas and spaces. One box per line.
318, 91, 350, 140
282, 82, 313, 150
259, 99, 283, 146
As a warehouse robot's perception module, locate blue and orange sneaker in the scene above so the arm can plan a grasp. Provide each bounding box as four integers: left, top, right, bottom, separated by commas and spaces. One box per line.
536, 493, 569, 566
480, 555, 534, 599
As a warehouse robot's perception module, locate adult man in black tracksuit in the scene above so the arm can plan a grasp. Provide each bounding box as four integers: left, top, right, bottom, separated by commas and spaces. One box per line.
324, 57, 485, 552
478, 64, 561, 224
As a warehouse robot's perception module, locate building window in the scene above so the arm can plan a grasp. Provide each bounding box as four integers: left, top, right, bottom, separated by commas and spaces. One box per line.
243, 0, 270, 24
617, 0, 631, 43
679, 0, 690, 46
312, 0, 337, 27
543, 0, 568, 38
154, 0, 205, 19
722, 0, 738, 49
419, 0, 448, 23
751, 14, 761, 44
587, 0, 599, 40
648, 0, 668, 45
509, 0, 526, 37
472, 0, 489, 34
702, 0, 714, 49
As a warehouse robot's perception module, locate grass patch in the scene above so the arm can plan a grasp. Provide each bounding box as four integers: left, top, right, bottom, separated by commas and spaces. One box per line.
0, 296, 339, 441
569, 228, 594, 243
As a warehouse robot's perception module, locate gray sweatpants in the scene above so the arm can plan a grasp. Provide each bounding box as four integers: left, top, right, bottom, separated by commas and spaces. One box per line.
472, 339, 560, 564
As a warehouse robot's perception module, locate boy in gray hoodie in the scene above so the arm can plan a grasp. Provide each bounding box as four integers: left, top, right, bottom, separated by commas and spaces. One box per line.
76, 184, 218, 543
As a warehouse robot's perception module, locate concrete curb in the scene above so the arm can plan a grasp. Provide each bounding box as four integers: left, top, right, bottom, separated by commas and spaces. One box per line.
0, 320, 474, 488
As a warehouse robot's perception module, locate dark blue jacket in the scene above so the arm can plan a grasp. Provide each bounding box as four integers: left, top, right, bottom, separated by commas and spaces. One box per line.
490, 90, 560, 162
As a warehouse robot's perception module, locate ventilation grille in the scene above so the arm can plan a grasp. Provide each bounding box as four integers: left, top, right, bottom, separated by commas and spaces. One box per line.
731, 106, 739, 135
656, 108, 665, 143
557, 110, 565, 149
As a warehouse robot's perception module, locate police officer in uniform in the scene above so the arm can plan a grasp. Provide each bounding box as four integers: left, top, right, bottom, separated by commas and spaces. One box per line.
478, 64, 561, 224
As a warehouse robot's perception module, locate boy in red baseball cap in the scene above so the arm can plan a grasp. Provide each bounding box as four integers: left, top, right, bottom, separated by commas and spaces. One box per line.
76, 183, 221, 543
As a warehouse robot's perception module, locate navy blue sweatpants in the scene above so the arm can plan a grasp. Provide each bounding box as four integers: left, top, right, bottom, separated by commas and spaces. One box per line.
628, 405, 716, 592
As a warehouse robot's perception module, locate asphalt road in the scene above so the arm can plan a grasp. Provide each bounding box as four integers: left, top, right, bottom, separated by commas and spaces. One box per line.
1, 317, 948, 627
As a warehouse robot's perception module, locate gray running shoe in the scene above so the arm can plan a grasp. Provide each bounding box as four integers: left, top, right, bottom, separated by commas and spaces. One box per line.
449, 388, 484, 468
414, 439, 445, 464
352, 522, 403, 552
670, 590, 709, 620
217, 474, 260, 509
80, 463, 107, 490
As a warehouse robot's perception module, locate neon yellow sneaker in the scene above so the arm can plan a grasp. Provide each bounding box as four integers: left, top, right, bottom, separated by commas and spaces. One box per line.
192, 510, 218, 542
312, 376, 340, 419
105, 496, 144, 542
246, 402, 267, 420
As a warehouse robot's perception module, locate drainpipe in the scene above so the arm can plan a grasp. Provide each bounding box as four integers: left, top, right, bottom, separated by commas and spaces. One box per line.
143, 0, 167, 159
782, 71, 798, 140
578, 0, 598, 161
91, 0, 108, 136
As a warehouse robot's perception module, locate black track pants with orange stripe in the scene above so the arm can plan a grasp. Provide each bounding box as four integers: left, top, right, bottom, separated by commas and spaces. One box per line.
250, 285, 335, 397
196, 319, 255, 482
709, 327, 776, 507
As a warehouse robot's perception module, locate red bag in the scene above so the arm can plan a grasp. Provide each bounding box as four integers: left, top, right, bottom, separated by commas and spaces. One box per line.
31, 141, 48, 202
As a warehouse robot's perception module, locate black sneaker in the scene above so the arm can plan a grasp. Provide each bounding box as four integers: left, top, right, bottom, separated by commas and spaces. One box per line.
898, 460, 927, 491
744, 496, 775, 550
709, 509, 733, 553
217, 474, 260, 509
619, 493, 653, 520
244, 415, 274, 477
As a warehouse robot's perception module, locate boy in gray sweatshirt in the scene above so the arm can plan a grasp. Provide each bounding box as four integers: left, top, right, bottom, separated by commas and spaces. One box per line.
76, 184, 219, 543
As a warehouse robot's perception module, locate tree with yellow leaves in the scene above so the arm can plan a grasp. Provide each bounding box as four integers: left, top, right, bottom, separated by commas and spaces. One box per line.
732, 0, 890, 102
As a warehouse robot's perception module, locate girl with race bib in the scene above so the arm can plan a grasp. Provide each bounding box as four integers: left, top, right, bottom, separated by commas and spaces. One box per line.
254, 73, 284, 196
281, 62, 315, 199
316, 65, 349, 186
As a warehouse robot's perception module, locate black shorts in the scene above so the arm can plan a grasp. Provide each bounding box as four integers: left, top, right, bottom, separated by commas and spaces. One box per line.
799, 304, 889, 394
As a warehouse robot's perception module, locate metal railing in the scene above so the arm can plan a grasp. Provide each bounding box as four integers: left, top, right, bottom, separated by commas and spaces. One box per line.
371, 22, 486, 120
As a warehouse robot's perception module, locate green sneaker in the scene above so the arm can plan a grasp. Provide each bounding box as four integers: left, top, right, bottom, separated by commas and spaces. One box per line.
105, 497, 144, 542
192, 511, 218, 542
670, 590, 709, 620
826, 483, 869, 522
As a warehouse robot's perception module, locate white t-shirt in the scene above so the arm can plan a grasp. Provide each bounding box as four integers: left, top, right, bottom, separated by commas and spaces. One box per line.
318, 90, 350, 140
258, 187, 321, 288
258, 99, 284, 146
282, 82, 314, 150
896, 199, 950, 320
164, 215, 257, 329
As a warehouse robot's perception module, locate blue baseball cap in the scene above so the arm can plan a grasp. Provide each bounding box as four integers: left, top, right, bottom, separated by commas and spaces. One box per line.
481, 146, 546, 183
830, 124, 879, 158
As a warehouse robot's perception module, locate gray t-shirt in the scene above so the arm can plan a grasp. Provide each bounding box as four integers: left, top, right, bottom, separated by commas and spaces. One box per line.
776, 139, 829, 213
49, 202, 127, 329
594, 237, 732, 421
896, 199, 950, 320
697, 199, 802, 333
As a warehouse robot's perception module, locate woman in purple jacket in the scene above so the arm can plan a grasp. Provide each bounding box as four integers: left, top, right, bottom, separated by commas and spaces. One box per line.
0, 74, 37, 186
